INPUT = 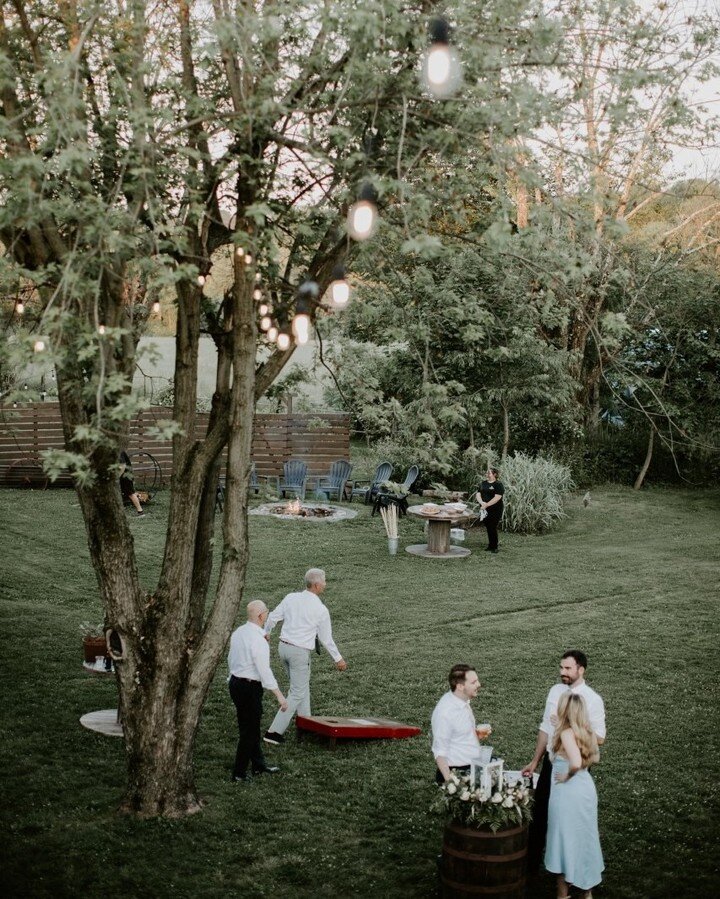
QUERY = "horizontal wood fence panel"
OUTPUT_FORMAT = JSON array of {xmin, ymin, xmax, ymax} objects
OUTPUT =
[{"xmin": 1, "ymin": 404, "xmax": 349, "ymax": 488}]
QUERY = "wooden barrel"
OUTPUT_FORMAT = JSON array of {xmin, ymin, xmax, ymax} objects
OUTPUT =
[
  {"xmin": 440, "ymin": 822, "xmax": 528, "ymax": 898},
  {"xmin": 82, "ymin": 636, "xmax": 109, "ymax": 663}
]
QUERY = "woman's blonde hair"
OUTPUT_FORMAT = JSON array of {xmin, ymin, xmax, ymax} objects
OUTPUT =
[{"xmin": 551, "ymin": 692, "xmax": 599, "ymax": 767}]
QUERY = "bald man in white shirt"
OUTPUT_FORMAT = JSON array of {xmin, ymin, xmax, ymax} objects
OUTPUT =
[
  {"xmin": 228, "ymin": 600, "xmax": 287, "ymax": 782},
  {"xmin": 522, "ymin": 649, "xmax": 606, "ymax": 875},
  {"xmin": 263, "ymin": 568, "xmax": 347, "ymax": 745}
]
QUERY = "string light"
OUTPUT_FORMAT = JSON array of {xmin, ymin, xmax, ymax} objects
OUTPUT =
[
  {"xmin": 16, "ymin": 301, "xmax": 24, "ymax": 315},
  {"xmin": 253, "ymin": 289, "xmax": 263, "ymax": 301},
  {"xmin": 259, "ymin": 303, "xmax": 269, "ymax": 317},
  {"xmin": 152, "ymin": 301, "xmax": 161, "ymax": 315},
  {"xmin": 255, "ymin": 272, "xmax": 261, "ymax": 282},
  {"xmin": 235, "ymin": 246, "xmax": 245, "ymax": 257},
  {"xmin": 421, "ymin": 17, "xmax": 462, "ymax": 98},
  {"xmin": 292, "ymin": 281, "xmax": 318, "ymax": 347},
  {"xmin": 260, "ymin": 316, "xmax": 272, "ymax": 331},
  {"xmin": 244, "ymin": 253, "xmax": 253, "ymax": 265},
  {"xmin": 347, "ymin": 183, "xmax": 378, "ymax": 241},
  {"xmin": 267, "ymin": 325, "xmax": 278, "ymax": 342},
  {"xmin": 197, "ymin": 275, "xmax": 206, "ymax": 286},
  {"xmin": 329, "ymin": 266, "xmax": 350, "ymax": 308},
  {"xmin": 277, "ymin": 331, "xmax": 291, "ymax": 351},
  {"xmin": 33, "ymin": 339, "xmax": 46, "ymax": 353},
  {"xmin": 98, "ymin": 324, "xmax": 106, "ymax": 335}
]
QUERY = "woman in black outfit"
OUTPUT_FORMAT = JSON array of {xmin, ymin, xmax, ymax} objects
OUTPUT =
[{"xmin": 475, "ymin": 467, "xmax": 504, "ymax": 552}]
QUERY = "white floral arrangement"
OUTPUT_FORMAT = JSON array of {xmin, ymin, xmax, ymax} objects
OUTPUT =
[{"xmin": 432, "ymin": 772, "xmax": 534, "ymax": 832}]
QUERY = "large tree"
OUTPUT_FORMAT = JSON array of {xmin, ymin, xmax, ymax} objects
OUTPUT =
[
  {"xmin": 0, "ymin": 0, "xmax": 558, "ymax": 816},
  {"xmin": 526, "ymin": 0, "xmax": 720, "ymax": 426}
]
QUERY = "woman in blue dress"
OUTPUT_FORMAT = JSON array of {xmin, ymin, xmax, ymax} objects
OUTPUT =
[{"xmin": 545, "ymin": 692, "xmax": 604, "ymax": 899}]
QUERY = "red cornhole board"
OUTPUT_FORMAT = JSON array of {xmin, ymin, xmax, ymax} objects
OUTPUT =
[{"xmin": 297, "ymin": 715, "xmax": 421, "ymax": 747}]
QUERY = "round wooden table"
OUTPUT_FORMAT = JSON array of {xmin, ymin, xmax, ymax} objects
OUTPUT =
[{"xmin": 406, "ymin": 507, "xmax": 475, "ymax": 558}]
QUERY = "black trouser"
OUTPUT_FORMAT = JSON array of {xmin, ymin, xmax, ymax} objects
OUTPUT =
[
  {"xmin": 526, "ymin": 752, "xmax": 552, "ymax": 876},
  {"xmin": 229, "ymin": 676, "xmax": 266, "ymax": 776},
  {"xmin": 484, "ymin": 510, "xmax": 502, "ymax": 550}
]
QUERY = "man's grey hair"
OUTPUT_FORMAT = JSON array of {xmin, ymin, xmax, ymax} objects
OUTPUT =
[
  {"xmin": 246, "ymin": 599, "xmax": 268, "ymax": 619},
  {"xmin": 304, "ymin": 568, "xmax": 326, "ymax": 588}
]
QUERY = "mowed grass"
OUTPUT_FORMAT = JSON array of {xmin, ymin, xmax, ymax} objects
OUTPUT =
[{"xmin": 0, "ymin": 486, "xmax": 719, "ymax": 899}]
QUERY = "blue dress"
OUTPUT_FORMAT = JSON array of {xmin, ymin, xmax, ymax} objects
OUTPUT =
[{"xmin": 545, "ymin": 756, "xmax": 604, "ymax": 890}]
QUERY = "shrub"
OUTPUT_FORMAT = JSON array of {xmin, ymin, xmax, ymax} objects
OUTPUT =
[{"xmin": 498, "ymin": 453, "xmax": 574, "ymax": 535}]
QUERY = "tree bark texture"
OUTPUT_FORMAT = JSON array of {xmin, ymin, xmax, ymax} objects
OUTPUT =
[{"xmin": 634, "ymin": 426, "xmax": 655, "ymax": 491}]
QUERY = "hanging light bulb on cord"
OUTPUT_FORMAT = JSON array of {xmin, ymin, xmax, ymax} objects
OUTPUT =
[
  {"xmin": 16, "ymin": 301, "xmax": 25, "ymax": 315},
  {"xmin": 329, "ymin": 266, "xmax": 350, "ymax": 308},
  {"xmin": 152, "ymin": 300, "xmax": 161, "ymax": 315},
  {"xmin": 292, "ymin": 280, "xmax": 318, "ymax": 346},
  {"xmin": 347, "ymin": 183, "xmax": 379, "ymax": 241},
  {"xmin": 421, "ymin": 17, "xmax": 462, "ymax": 98},
  {"xmin": 260, "ymin": 316, "xmax": 272, "ymax": 332},
  {"xmin": 277, "ymin": 331, "xmax": 291, "ymax": 351},
  {"xmin": 267, "ymin": 325, "xmax": 278, "ymax": 342}
]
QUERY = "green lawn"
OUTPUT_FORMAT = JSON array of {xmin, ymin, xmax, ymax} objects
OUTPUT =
[{"xmin": 1, "ymin": 487, "xmax": 719, "ymax": 898}]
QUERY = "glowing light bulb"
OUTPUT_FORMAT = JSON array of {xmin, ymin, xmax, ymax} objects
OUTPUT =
[
  {"xmin": 421, "ymin": 17, "xmax": 462, "ymax": 98},
  {"xmin": 331, "ymin": 279, "xmax": 350, "ymax": 308},
  {"xmin": 197, "ymin": 275, "xmax": 206, "ymax": 286},
  {"xmin": 235, "ymin": 246, "xmax": 244, "ymax": 257},
  {"xmin": 427, "ymin": 45, "xmax": 451, "ymax": 86},
  {"xmin": 348, "ymin": 202, "xmax": 376, "ymax": 240},
  {"xmin": 267, "ymin": 326, "xmax": 278, "ymax": 342},
  {"xmin": 292, "ymin": 313, "xmax": 310, "ymax": 346},
  {"xmin": 260, "ymin": 316, "xmax": 272, "ymax": 331},
  {"xmin": 253, "ymin": 289, "xmax": 262, "ymax": 301},
  {"xmin": 98, "ymin": 324, "xmax": 106, "ymax": 335},
  {"xmin": 347, "ymin": 183, "xmax": 378, "ymax": 241},
  {"xmin": 16, "ymin": 301, "xmax": 24, "ymax": 315},
  {"xmin": 33, "ymin": 339, "xmax": 46, "ymax": 353},
  {"xmin": 259, "ymin": 304, "xmax": 269, "ymax": 316},
  {"xmin": 277, "ymin": 332, "xmax": 291, "ymax": 351},
  {"xmin": 255, "ymin": 272, "xmax": 261, "ymax": 282},
  {"xmin": 244, "ymin": 253, "xmax": 253, "ymax": 265},
  {"xmin": 152, "ymin": 301, "xmax": 161, "ymax": 315}
]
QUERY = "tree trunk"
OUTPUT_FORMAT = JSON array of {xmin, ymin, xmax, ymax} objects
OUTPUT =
[
  {"xmin": 585, "ymin": 379, "xmax": 601, "ymax": 437},
  {"xmin": 634, "ymin": 426, "xmax": 655, "ymax": 490},
  {"xmin": 501, "ymin": 402, "xmax": 510, "ymax": 460}
]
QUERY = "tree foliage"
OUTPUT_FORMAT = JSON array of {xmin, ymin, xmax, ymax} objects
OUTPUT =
[{"xmin": 0, "ymin": 0, "xmax": 565, "ymax": 816}]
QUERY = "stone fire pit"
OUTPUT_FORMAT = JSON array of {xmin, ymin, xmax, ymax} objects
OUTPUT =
[{"xmin": 250, "ymin": 500, "xmax": 357, "ymax": 522}]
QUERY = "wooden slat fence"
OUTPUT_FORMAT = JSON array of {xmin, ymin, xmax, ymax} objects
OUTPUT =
[{"xmin": 0, "ymin": 403, "xmax": 349, "ymax": 487}]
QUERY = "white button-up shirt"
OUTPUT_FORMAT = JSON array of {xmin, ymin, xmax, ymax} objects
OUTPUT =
[
  {"xmin": 265, "ymin": 589, "xmax": 342, "ymax": 662},
  {"xmin": 228, "ymin": 621, "xmax": 278, "ymax": 690},
  {"xmin": 431, "ymin": 691, "xmax": 480, "ymax": 766},
  {"xmin": 540, "ymin": 681, "xmax": 606, "ymax": 741}
]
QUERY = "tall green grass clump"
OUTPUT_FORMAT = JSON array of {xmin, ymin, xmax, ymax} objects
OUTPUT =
[{"xmin": 500, "ymin": 452, "xmax": 574, "ymax": 534}]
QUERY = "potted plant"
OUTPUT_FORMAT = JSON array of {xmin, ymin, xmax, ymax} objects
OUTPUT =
[
  {"xmin": 432, "ymin": 772, "xmax": 534, "ymax": 898},
  {"xmin": 79, "ymin": 621, "xmax": 108, "ymax": 664}
]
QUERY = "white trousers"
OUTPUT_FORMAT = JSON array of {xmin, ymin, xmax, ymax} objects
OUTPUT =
[{"xmin": 268, "ymin": 641, "xmax": 312, "ymax": 734}]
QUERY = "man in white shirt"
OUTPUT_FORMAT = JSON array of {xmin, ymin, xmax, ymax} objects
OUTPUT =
[
  {"xmin": 228, "ymin": 600, "xmax": 287, "ymax": 782},
  {"xmin": 263, "ymin": 568, "xmax": 347, "ymax": 745},
  {"xmin": 522, "ymin": 649, "xmax": 606, "ymax": 875},
  {"xmin": 431, "ymin": 664, "xmax": 488, "ymax": 784}
]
